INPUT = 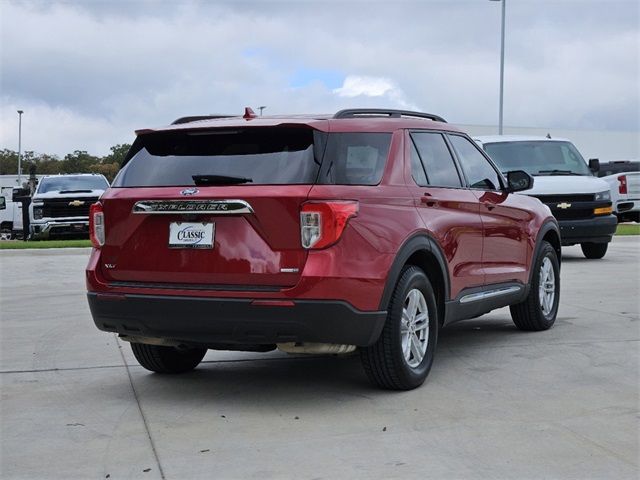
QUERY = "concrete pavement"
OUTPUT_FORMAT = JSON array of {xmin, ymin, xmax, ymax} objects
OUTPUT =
[{"xmin": 1, "ymin": 238, "xmax": 638, "ymax": 479}]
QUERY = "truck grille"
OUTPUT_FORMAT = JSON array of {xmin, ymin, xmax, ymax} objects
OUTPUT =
[
  {"xmin": 42, "ymin": 198, "xmax": 98, "ymax": 218},
  {"xmin": 532, "ymin": 194, "xmax": 596, "ymax": 222}
]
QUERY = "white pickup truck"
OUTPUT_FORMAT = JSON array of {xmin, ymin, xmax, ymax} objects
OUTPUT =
[
  {"xmin": 474, "ymin": 136, "xmax": 617, "ymax": 259},
  {"xmin": 598, "ymin": 161, "xmax": 639, "ymax": 223}
]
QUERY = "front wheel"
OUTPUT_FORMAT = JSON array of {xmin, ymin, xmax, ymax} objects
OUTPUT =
[
  {"xmin": 131, "ymin": 343, "xmax": 207, "ymax": 374},
  {"xmin": 580, "ymin": 242, "xmax": 608, "ymax": 259},
  {"xmin": 360, "ymin": 266, "xmax": 439, "ymax": 390},
  {"xmin": 510, "ymin": 241, "xmax": 560, "ymax": 331}
]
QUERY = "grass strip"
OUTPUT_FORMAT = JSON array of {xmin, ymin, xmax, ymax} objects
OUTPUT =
[
  {"xmin": 0, "ymin": 239, "xmax": 92, "ymax": 249},
  {"xmin": 616, "ymin": 223, "xmax": 640, "ymax": 236}
]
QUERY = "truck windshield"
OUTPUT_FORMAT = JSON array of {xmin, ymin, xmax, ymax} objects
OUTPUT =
[
  {"xmin": 38, "ymin": 176, "xmax": 109, "ymax": 193},
  {"xmin": 484, "ymin": 141, "xmax": 592, "ymax": 176}
]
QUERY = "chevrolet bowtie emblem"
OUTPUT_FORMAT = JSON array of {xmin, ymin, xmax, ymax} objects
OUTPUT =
[
  {"xmin": 557, "ymin": 202, "xmax": 572, "ymax": 209},
  {"xmin": 69, "ymin": 200, "xmax": 85, "ymax": 207}
]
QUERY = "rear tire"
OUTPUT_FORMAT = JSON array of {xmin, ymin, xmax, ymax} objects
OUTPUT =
[
  {"xmin": 510, "ymin": 241, "xmax": 560, "ymax": 331},
  {"xmin": 131, "ymin": 343, "xmax": 207, "ymax": 374},
  {"xmin": 360, "ymin": 266, "xmax": 439, "ymax": 390},
  {"xmin": 580, "ymin": 242, "xmax": 608, "ymax": 259}
]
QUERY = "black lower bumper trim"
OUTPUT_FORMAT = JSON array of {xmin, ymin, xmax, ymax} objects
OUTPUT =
[
  {"xmin": 559, "ymin": 215, "xmax": 617, "ymax": 245},
  {"xmin": 88, "ymin": 293, "xmax": 386, "ymax": 347}
]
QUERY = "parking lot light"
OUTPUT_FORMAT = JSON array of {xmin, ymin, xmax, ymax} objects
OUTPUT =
[
  {"xmin": 490, "ymin": 0, "xmax": 506, "ymax": 135},
  {"xmin": 17, "ymin": 110, "xmax": 24, "ymax": 184}
]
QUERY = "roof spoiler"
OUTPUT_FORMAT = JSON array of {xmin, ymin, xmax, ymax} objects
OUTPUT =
[
  {"xmin": 333, "ymin": 109, "xmax": 446, "ymax": 123},
  {"xmin": 171, "ymin": 115, "xmax": 235, "ymax": 125}
]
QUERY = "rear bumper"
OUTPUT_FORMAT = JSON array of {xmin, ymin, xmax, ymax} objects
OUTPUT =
[
  {"xmin": 615, "ymin": 200, "xmax": 640, "ymax": 221},
  {"xmin": 559, "ymin": 215, "xmax": 617, "ymax": 245},
  {"xmin": 87, "ymin": 292, "xmax": 386, "ymax": 347}
]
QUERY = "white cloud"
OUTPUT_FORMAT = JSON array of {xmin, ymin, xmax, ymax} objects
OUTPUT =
[
  {"xmin": 333, "ymin": 75, "xmax": 418, "ymax": 110},
  {"xmin": 0, "ymin": 0, "xmax": 637, "ymax": 156},
  {"xmin": 334, "ymin": 76, "xmax": 396, "ymax": 98}
]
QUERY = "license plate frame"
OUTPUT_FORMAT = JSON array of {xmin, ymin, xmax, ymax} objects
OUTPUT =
[{"xmin": 168, "ymin": 222, "xmax": 215, "ymax": 249}]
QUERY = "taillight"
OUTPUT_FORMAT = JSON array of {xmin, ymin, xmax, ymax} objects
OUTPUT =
[
  {"xmin": 300, "ymin": 201, "xmax": 358, "ymax": 249},
  {"xmin": 89, "ymin": 202, "xmax": 105, "ymax": 248},
  {"xmin": 619, "ymin": 175, "xmax": 628, "ymax": 194}
]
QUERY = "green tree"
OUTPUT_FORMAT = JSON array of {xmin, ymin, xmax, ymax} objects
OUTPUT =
[
  {"xmin": 102, "ymin": 144, "xmax": 131, "ymax": 166},
  {"xmin": 0, "ymin": 143, "xmax": 130, "ymax": 182},
  {"xmin": 0, "ymin": 149, "xmax": 18, "ymax": 175},
  {"xmin": 61, "ymin": 151, "xmax": 99, "ymax": 174}
]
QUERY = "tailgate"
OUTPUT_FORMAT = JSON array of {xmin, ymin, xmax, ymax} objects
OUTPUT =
[{"xmin": 99, "ymin": 186, "xmax": 311, "ymax": 288}]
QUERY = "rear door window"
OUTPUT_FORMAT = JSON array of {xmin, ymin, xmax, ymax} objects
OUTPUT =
[{"xmin": 410, "ymin": 132, "xmax": 462, "ymax": 188}]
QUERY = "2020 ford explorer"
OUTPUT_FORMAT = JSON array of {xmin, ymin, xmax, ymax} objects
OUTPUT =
[{"xmin": 87, "ymin": 108, "xmax": 561, "ymax": 390}]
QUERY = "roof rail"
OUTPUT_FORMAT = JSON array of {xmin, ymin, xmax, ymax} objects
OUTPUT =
[
  {"xmin": 333, "ymin": 109, "xmax": 447, "ymax": 123},
  {"xmin": 171, "ymin": 115, "xmax": 235, "ymax": 125}
]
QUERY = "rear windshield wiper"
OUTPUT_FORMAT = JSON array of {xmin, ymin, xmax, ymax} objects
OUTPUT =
[
  {"xmin": 59, "ymin": 189, "xmax": 94, "ymax": 193},
  {"xmin": 534, "ymin": 170, "xmax": 582, "ymax": 176},
  {"xmin": 192, "ymin": 175, "xmax": 253, "ymax": 185}
]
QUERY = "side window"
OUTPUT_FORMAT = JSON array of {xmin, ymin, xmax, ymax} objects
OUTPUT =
[
  {"xmin": 410, "ymin": 141, "xmax": 428, "ymax": 186},
  {"xmin": 319, "ymin": 133, "xmax": 391, "ymax": 186},
  {"xmin": 449, "ymin": 135, "xmax": 502, "ymax": 190},
  {"xmin": 411, "ymin": 132, "xmax": 462, "ymax": 188}
]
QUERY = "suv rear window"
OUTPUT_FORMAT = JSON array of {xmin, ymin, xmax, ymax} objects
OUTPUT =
[
  {"xmin": 114, "ymin": 127, "xmax": 321, "ymax": 187},
  {"xmin": 113, "ymin": 128, "xmax": 391, "ymax": 187}
]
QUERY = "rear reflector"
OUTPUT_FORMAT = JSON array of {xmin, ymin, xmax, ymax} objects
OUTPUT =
[
  {"xmin": 300, "ymin": 201, "xmax": 358, "ymax": 249},
  {"xmin": 250, "ymin": 300, "xmax": 295, "ymax": 307},
  {"xmin": 89, "ymin": 202, "xmax": 105, "ymax": 248},
  {"xmin": 619, "ymin": 175, "xmax": 628, "ymax": 194}
]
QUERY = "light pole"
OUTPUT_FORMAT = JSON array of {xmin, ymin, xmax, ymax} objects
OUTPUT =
[
  {"xmin": 258, "ymin": 106, "xmax": 266, "ymax": 116},
  {"xmin": 17, "ymin": 110, "xmax": 23, "ymax": 184},
  {"xmin": 490, "ymin": 0, "xmax": 506, "ymax": 135}
]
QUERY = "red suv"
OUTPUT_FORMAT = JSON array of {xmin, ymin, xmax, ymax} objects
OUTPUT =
[{"xmin": 87, "ymin": 108, "xmax": 561, "ymax": 390}]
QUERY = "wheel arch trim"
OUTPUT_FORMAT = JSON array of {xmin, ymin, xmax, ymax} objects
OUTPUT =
[
  {"xmin": 530, "ymin": 219, "xmax": 561, "ymax": 285},
  {"xmin": 378, "ymin": 232, "xmax": 450, "ymax": 311}
]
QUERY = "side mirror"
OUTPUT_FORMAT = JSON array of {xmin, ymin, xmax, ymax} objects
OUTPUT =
[
  {"xmin": 506, "ymin": 170, "xmax": 533, "ymax": 193},
  {"xmin": 589, "ymin": 158, "xmax": 600, "ymax": 173},
  {"xmin": 12, "ymin": 187, "xmax": 30, "ymax": 202},
  {"xmin": 0, "ymin": 196, "xmax": 5, "ymax": 210}
]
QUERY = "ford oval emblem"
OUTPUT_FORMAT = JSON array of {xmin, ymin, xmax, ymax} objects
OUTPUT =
[{"xmin": 180, "ymin": 187, "xmax": 199, "ymax": 196}]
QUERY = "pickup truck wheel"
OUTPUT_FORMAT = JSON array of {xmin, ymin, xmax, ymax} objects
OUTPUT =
[
  {"xmin": 580, "ymin": 242, "xmax": 608, "ymax": 259},
  {"xmin": 360, "ymin": 266, "xmax": 438, "ymax": 390},
  {"xmin": 510, "ymin": 241, "xmax": 560, "ymax": 331},
  {"xmin": 131, "ymin": 343, "xmax": 207, "ymax": 374}
]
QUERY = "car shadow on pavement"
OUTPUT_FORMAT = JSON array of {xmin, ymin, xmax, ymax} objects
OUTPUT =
[{"xmin": 117, "ymin": 315, "xmax": 563, "ymax": 408}]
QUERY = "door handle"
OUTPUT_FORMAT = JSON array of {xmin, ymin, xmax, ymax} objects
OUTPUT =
[
  {"xmin": 483, "ymin": 202, "xmax": 496, "ymax": 211},
  {"xmin": 421, "ymin": 195, "xmax": 438, "ymax": 207}
]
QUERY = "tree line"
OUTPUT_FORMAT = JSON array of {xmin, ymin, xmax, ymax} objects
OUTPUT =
[{"xmin": 0, "ymin": 144, "xmax": 131, "ymax": 183}]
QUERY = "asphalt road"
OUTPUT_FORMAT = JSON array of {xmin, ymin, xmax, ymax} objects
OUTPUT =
[{"xmin": 1, "ymin": 238, "xmax": 638, "ymax": 479}]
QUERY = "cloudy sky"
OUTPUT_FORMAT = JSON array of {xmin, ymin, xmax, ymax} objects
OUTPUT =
[{"xmin": 1, "ymin": 0, "xmax": 638, "ymax": 157}]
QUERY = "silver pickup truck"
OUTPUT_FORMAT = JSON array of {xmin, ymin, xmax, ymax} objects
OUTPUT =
[{"xmin": 599, "ymin": 161, "xmax": 639, "ymax": 223}]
